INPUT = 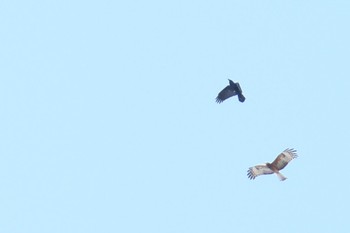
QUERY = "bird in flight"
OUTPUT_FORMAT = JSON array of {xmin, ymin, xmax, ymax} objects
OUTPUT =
[
  {"xmin": 247, "ymin": 148, "xmax": 298, "ymax": 181},
  {"xmin": 216, "ymin": 79, "xmax": 245, "ymax": 103}
]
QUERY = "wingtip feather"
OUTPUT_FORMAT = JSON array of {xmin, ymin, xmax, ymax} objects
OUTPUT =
[
  {"xmin": 215, "ymin": 97, "xmax": 223, "ymax": 103},
  {"xmin": 284, "ymin": 148, "xmax": 298, "ymax": 159}
]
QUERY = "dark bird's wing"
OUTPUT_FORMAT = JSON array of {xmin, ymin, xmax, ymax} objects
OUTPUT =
[
  {"xmin": 216, "ymin": 86, "xmax": 236, "ymax": 103},
  {"xmin": 235, "ymin": 82, "xmax": 243, "ymax": 93}
]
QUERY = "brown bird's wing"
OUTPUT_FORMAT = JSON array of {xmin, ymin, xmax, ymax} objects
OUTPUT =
[
  {"xmin": 216, "ymin": 86, "xmax": 237, "ymax": 103},
  {"xmin": 247, "ymin": 164, "xmax": 274, "ymax": 180},
  {"xmin": 271, "ymin": 148, "xmax": 298, "ymax": 170}
]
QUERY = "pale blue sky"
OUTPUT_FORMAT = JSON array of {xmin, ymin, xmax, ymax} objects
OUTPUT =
[{"xmin": 1, "ymin": 1, "xmax": 350, "ymax": 232}]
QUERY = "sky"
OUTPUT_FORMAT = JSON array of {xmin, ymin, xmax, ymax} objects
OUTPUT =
[{"xmin": 1, "ymin": 1, "xmax": 350, "ymax": 232}]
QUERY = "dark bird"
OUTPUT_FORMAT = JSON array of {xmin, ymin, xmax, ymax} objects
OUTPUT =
[
  {"xmin": 247, "ymin": 148, "xmax": 298, "ymax": 181},
  {"xmin": 216, "ymin": 79, "xmax": 245, "ymax": 103}
]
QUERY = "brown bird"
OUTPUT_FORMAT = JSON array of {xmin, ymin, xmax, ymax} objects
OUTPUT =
[
  {"xmin": 216, "ymin": 79, "xmax": 245, "ymax": 103},
  {"xmin": 247, "ymin": 148, "xmax": 298, "ymax": 181}
]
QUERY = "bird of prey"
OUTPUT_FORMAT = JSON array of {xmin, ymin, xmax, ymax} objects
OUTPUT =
[
  {"xmin": 216, "ymin": 79, "xmax": 245, "ymax": 103},
  {"xmin": 247, "ymin": 148, "xmax": 298, "ymax": 181}
]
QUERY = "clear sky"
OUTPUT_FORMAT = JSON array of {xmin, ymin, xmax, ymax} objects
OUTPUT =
[{"xmin": 1, "ymin": 1, "xmax": 350, "ymax": 232}]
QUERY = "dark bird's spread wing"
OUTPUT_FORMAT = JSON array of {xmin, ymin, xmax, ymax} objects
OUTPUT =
[
  {"xmin": 271, "ymin": 148, "xmax": 298, "ymax": 170},
  {"xmin": 216, "ymin": 86, "xmax": 237, "ymax": 103}
]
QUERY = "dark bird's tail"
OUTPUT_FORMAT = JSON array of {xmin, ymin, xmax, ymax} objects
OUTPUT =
[{"xmin": 238, "ymin": 93, "xmax": 245, "ymax": 102}]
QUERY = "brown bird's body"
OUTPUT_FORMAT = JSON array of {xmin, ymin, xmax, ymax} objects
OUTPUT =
[{"xmin": 265, "ymin": 162, "xmax": 287, "ymax": 181}]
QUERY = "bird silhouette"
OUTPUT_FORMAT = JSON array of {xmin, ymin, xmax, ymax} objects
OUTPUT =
[{"xmin": 216, "ymin": 79, "xmax": 245, "ymax": 103}]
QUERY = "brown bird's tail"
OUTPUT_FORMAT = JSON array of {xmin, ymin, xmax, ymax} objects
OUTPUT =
[{"xmin": 276, "ymin": 172, "xmax": 287, "ymax": 181}]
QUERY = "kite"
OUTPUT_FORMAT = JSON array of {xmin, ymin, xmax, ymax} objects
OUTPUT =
[{"xmin": 247, "ymin": 148, "xmax": 298, "ymax": 181}]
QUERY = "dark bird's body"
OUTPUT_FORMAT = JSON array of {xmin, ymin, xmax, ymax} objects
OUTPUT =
[{"xmin": 216, "ymin": 79, "xmax": 245, "ymax": 103}]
